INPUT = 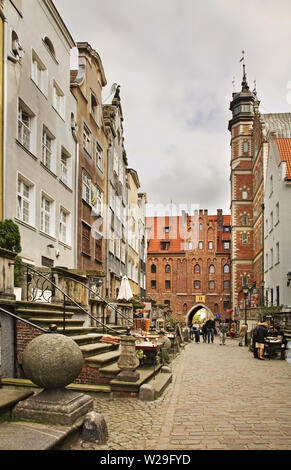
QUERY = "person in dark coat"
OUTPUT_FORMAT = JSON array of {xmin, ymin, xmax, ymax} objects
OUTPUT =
[
  {"xmin": 256, "ymin": 322, "xmax": 269, "ymax": 360},
  {"xmin": 252, "ymin": 324, "xmax": 260, "ymax": 358},
  {"xmin": 205, "ymin": 318, "xmax": 215, "ymax": 344}
]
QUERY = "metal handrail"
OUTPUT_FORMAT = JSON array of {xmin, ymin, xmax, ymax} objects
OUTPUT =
[
  {"xmin": 15, "ymin": 264, "xmax": 120, "ymax": 336},
  {"xmin": 63, "ymin": 275, "xmax": 134, "ymax": 326},
  {"xmin": 0, "ymin": 305, "xmax": 49, "ymax": 334}
]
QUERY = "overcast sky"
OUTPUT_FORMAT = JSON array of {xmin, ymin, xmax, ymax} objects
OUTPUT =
[{"xmin": 54, "ymin": 0, "xmax": 291, "ymax": 216}]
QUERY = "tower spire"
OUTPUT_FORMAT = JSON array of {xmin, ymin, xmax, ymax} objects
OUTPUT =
[{"xmin": 240, "ymin": 50, "xmax": 249, "ymax": 91}]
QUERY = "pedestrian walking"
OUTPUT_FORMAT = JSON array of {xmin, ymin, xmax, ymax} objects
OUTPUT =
[
  {"xmin": 205, "ymin": 318, "xmax": 215, "ymax": 344},
  {"xmin": 219, "ymin": 322, "xmax": 228, "ymax": 345},
  {"xmin": 202, "ymin": 322, "xmax": 207, "ymax": 343},
  {"xmin": 252, "ymin": 323, "xmax": 260, "ymax": 358},
  {"xmin": 193, "ymin": 322, "xmax": 200, "ymax": 343}
]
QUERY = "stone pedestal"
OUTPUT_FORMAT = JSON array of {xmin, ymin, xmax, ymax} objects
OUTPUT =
[
  {"xmin": 14, "ymin": 333, "xmax": 93, "ymax": 425},
  {"xmin": 15, "ymin": 388, "xmax": 93, "ymax": 426},
  {"xmin": 116, "ymin": 336, "xmax": 140, "ymax": 382}
]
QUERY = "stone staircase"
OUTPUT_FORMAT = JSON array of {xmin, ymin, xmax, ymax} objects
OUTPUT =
[{"xmin": 13, "ymin": 300, "xmax": 173, "ymax": 397}]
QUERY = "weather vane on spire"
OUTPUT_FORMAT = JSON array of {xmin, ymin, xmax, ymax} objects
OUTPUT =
[{"xmin": 240, "ymin": 50, "xmax": 249, "ymax": 90}]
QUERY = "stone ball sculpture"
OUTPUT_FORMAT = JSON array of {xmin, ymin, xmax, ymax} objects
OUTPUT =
[{"xmin": 22, "ymin": 333, "xmax": 84, "ymax": 389}]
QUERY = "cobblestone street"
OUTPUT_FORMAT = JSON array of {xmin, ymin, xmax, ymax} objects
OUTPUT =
[{"xmin": 70, "ymin": 337, "xmax": 291, "ymax": 451}]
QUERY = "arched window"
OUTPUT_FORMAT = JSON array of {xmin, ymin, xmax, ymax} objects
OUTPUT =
[
  {"xmin": 194, "ymin": 280, "xmax": 200, "ymax": 290},
  {"xmin": 224, "ymin": 264, "xmax": 230, "ymax": 274},
  {"xmin": 44, "ymin": 36, "xmax": 56, "ymax": 58},
  {"xmin": 209, "ymin": 264, "xmax": 215, "ymax": 274},
  {"xmin": 151, "ymin": 264, "xmax": 156, "ymax": 273},
  {"xmin": 194, "ymin": 264, "xmax": 200, "ymax": 274},
  {"xmin": 165, "ymin": 264, "xmax": 171, "ymax": 273}
]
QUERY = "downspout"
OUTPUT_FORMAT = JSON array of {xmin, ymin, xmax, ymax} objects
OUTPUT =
[
  {"xmin": 2, "ymin": 13, "xmax": 7, "ymax": 219},
  {"xmin": 72, "ymin": 127, "xmax": 79, "ymax": 269}
]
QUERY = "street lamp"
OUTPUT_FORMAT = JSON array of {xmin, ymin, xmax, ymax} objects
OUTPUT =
[{"xmin": 242, "ymin": 287, "xmax": 249, "ymax": 346}]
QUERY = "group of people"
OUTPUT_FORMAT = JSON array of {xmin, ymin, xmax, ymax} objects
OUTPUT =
[
  {"xmin": 189, "ymin": 319, "xmax": 217, "ymax": 344},
  {"xmin": 252, "ymin": 321, "xmax": 287, "ymax": 360}
]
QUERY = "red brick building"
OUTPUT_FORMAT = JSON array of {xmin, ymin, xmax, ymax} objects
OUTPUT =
[{"xmin": 146, "ymin": 210, "xmax": 231, "ymax": 325}]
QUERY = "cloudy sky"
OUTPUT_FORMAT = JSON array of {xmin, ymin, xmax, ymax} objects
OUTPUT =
[{"xmin": 54, "ymin": 0, "xmax": 291, "ymax": 216}]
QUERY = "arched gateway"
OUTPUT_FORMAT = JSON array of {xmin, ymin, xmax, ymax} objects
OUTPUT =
[{"xmin": 185, "ymin": 304, "xmax": 214, "ymax": 326}]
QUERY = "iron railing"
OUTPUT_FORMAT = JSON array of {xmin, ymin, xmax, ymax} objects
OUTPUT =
[
  {"xmin": 0, "ymin": 305, "xmax": 49, "ymax": 334},
  {"xmin": 11, "ymin": 264, "xmax": 121, "ymax": 336}
]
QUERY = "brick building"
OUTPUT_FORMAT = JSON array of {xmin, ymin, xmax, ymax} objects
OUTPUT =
[
  {"xmin": 146, "ymin": 209, "xmax": 231, "ymax": 325},
  {"xmin": 70, "ymin": 42, "xmax": 108, "ymax": 293},
  {"xmin": 229, "ymin": 62, "xmax": 291, "ymax": 316}
]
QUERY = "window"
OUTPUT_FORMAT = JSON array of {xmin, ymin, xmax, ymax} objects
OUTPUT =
[
  {"xmin": 242, "ymin": 234, "xmax": 248, "ymax": 244},
  {"xmin": 242, "ymin": 191, "xmax": 248, "ymax": 200},
  {"xmin": 53, "ymin": 82, "xmax": 65, "ymax": 118},
  {"xmin": 42, "ymin": 128, "xmax": 55, "ymax": 172},
  {"xmin": 223, "ymin": 226, "xmax": 230, "ymax": 232},
  {"xmin": 199, "ymin": 241, "xmax": 203, "ymax": 250},
  {"xmin": 164, "ymin": 226, "xmax": 170, "ymax": 233},
  {"xmin": 270, "ymin": 212, "xmax": 273, "ymax": 232},
  {"xmin": 31, "ymin": 50, "xmax": 47, "ymax": 95},
  {"xmin": 276, "ymin": 242, "xmax": 279, "ymax": 264},
  {"xmin": 209, "ymin": 264, "xmax": 215, "ymax": 274},
  {"xmin": 270, "ymin": 175, "xmax": 273, "ymax": 195},
  {"xmin": 224, "ymin": 280, "xmax": 230, "ymax": 290},
  {"xmin": 194, "ymin": 264, "xmax": 200, "ymax": 274},
  {"xmin": 209, "ymin": 281, "xmax": 215, "ymax": 290},
  {"xmin": 151, "ymin": 264, "xmax": 156, "ymax": 273},
  {"xmin": 194, "ymin": 280, "xmax": 200, "ymax": 290},
  {"xmin": 276, "ymin": 286, "xmax": 280, "ymax": 307},
  {"xmin": 82, "ymin": 170, "xmax": 92, "ymax": 205},
  {"xmin": 82, "ymin": 223, "xmax": 91, "ymax": 256},
  {"xmin": 243, "ymin": 141, "xmax": 249, "ymax": 153},
  {"xmin": 270, "ymin": 248, "xmax": 273, "ymax": 268},
  {"xmin": 208, "ymin": 241, "xmax": 213, "ymax": 250},
  {"xmin": 18, "ymin": 101, "xmax": 34, "ymax": 152},
  {"xmin": 95, "ymin": 141, "xmax": 104, "ymax": 172},
  {"xmin": 165, "ymin": 264, "xmax": 171, "ymax": 273},
  {"xmin": 60, "ymin": 208, "xmax": 71, "ymax": 245},
  {"xmin": 199, "ymin": 223, "xmax": 203, "ymax": 231},
  {"xmin": 188, "ymin": 242, "xmax": 193, "ymax": 250},
  {"xmin": 265, "ymin": 253, "xmax": 268, "ymax": 271},
  {"xmin": 83, "ymin": 122, "xmax": 92, "ymax": 156},
  {"xmin": 165, "ymin": 300, "xmax": 170, "ymax": 307},
  {"xmin": 17, "ymin": 176, "xmax": 34, "ymax": 226},
  {"xmin": 60, "ymin": 149, "xmax": 71, "ymax": 187},
  {"xmin": 224, "ymin": 264, "xmax": 230, "ymax": 274},
  {"xmin": 41, "ymin": 194, "xmax": 54, "ymax": 236},
  {"xmin": 165, "ymin": 280, "xmax": 171, "ymax": 289},
  {"xmin": 90, "ymin": 92, "xmax": 99, "ymax": 124},
  {"xmin": 242, "ymin": 215, "xmax": 248, "ymax": 226},
  {"xmin": 151, "ymin": 280, "xmax": 156, "ymax": 289},
  {"xmin": 242, "ymin": 277, "xmax": 248, "ymax": 288},
  {"xmin": 91, "ymin": 186, "xmax": 103, "ymax": 217},
  {"xmin": 275, "ymin": 202, "xmax": 279, "ymax": 224},
  {"xmin": 161, "ymin": 241, "xmax": 170, "ymax": 251},
  {"xmin": 223, "ymin": 241, "xmax": 230, "ymax": 250},
  {"xmin": 43, "ymin": 36, "xmax": 55, "ymax": 58}
]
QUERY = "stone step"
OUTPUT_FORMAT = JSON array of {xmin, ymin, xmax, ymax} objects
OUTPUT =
[
  {"xmin": 58, "ymin": 327, "xmax": 100, "ymax": 336},
  {"xmin": 79, "ymin": 342, "xmax": 115, "ymax": 358},
  {"xmin": 110, "ymin": 364, "xmax": 162, "ymax": 394},
  {"xmin": 85, "ymin": 349, "xmax": 121, "ymax": 368},
  {"xmin": 68, "ymin": 383, "xmax": 111, "ymax": 394},
  {"xmin": 0, "ymin": 389, "xmax": 34, "ymax": 422},
  {"xmin": 99, "ymin": 362, "xmax": 121, "ymax": 379},
  {"xmin": 16, "ymin": 301, "xmax": 83, "ymax": 313},
  {"xmin": 16, "ymin": 308, "xmax": 75, "ymax": 319},
  {"xmin": 146, "ymin": 371, "xmax": 172, "ymax": 399},
  {"xmin": 28, "ymin": 317, "xmax": 85, "ymax": 328},
  {"xmin": 70, "ymin": 334, "xmax": 103, "ymax": 345}
]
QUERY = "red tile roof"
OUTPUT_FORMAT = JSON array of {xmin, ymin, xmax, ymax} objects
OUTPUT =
[{"xmin": 276, "ymin": 138, "xmax": 291, "ymax": 179}]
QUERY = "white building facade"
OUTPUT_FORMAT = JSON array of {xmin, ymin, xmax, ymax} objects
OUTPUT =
[
  {"xmin": 264, "ymin": 134, "xmax": 291, "ymax": 310},
  {"xmin": 4, "ymin": 0, "xmax": 77, "ymax": 268}
]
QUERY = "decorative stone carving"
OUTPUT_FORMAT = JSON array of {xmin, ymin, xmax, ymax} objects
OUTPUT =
[{"xmin": 116, "ymin": 336, "xmax": 140, "ymax": 382}]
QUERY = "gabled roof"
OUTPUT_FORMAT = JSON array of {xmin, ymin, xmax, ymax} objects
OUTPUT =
[{"xmin": 275, "ymin": 138, "xmax": 291, "ymax": 180}]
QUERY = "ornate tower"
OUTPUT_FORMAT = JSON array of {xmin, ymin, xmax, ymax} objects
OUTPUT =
[{"xmin": 228, "ymin": 62, "xmax": 257, "ymax": 312}]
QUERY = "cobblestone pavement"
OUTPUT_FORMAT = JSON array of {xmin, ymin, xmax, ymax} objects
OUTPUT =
[{"xmin": 71, "ymin": 338, "xmax": 291, "ymax": 450}]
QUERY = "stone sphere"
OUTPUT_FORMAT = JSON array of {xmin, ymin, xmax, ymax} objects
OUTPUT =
[{"xmin": 22, "ymin": 334, "xmax": 84, "ymax": 389}]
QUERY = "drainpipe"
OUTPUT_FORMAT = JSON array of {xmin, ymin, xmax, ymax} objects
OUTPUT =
[
  {"xmin": 2, "ymin": 13, "xmax": 7, "ymax": 219},
  {"xmin": 72, "ymin": 128, "xmax": 79, "ymax": 269}
]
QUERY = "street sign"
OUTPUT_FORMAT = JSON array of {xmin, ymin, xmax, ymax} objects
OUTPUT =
[{"xmin": 196, "ymin": 295, "xmax": 205, "ymax": 303}]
